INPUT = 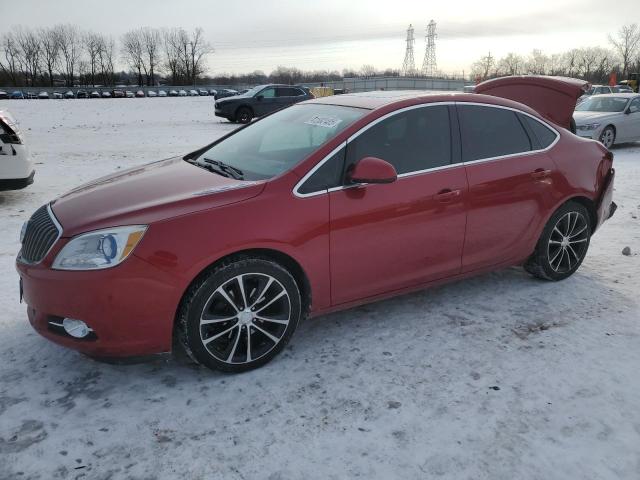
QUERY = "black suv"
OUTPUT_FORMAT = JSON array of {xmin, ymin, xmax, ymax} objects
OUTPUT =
[{"xmin": 214, "ymin": 84, "xmax": 314, "ymax": 123}]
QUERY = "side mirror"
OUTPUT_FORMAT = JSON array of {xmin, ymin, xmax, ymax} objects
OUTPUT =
[
  {"xmin": 348, "ymin": 157, "xmax": 397, "ymax": 185},
  {"xmin": 256, "ymin": 95, "xmax": 264, "ymax": 101}
]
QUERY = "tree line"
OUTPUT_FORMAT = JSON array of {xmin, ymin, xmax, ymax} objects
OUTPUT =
[
  {"xmin": 0, "ymin": 25, "xmax": 212, "ymax": 88},
  {"xmin": 470, "ymin": 24, "xmax": 640, "ymax": 84}
]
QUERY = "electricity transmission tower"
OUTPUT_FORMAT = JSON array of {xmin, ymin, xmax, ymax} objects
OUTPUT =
[
  {"xmin": 401, "ymin": 24, "xmax": 416, "ymax": 76},
  {"xmin": 421, "ymin": 20, "xmax": 437, "ymax": 77}
]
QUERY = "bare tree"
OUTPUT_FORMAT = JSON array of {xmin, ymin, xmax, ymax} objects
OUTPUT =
[
  {"xmin": 0, "ymin": 31, "xmax": 22, "ymax": 86},
  {"xmin": 141, "ymin": 28, "xmax": 161, "ymax": 85},
  {"xmin": 122, "ymin": 29, "xmax": 146, "ymax": 86},
  {"xmin": 39, "ymin": 26, "xmax": 61, "ymax": 86},
  {"xmin": 97, "ymin": 35, "xmax": 115, "ymax": 86},
  {"xmin": 162, "ymin": 28, "xmax": 185, "ymax": 84},
  {"xmin": 15, "ymin": 27, "xmax": 41, "ymax": 86},
  {"xmin": 58, "ymin": 24, "xmax": 81, "ymax": 87},
  {"xmin": 497, "ymin": 52, "xmax": 524, "ymax": 75},
  {"xmin": 84, "ymin": 31, "xmax": 102, "ymax": 86},
  {"xmin": 609, "ymin": 24, "xmax": 640, "ymax": 77},
  {"xmin": 525, "ymin": 49, "xmax": 549, "ymax": 75}
]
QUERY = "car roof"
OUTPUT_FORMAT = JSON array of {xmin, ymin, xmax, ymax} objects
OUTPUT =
[
  {"xmin": 589, "ymin": 93, "xmax": 639, "ymax": 98},
  {"xmin": 309, "ymin": 90, "xmax": 459, "ymax": 110}
]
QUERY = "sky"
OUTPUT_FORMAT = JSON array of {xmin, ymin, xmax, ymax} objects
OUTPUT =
[{"xmin": 0, "ymin": 0, "xmax": 636, "ymax": 75}]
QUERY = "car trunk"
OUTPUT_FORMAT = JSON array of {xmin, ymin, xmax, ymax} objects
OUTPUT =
[{"xmin": 474, "ymin": 76, "xmax": 590, "ymax": 130}]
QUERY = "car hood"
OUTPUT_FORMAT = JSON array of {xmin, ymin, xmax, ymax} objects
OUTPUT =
[
  {"xmin": 573, "ymin": 111, "xmax": 620, "ymax": 124},
  {"xmin": 51, "ymin": 157, "xmax": 266, "ymax": 237}
]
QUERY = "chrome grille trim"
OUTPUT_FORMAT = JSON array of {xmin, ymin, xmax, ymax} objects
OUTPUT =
[{"xmin": 18, "ymin": 204, "xmax": 62, "ymax": 265}]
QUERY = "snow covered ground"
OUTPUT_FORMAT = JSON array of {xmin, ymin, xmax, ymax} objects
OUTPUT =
[{"xmin": 0, "ymin": 96, "xmax": 639, "ymax": 480}]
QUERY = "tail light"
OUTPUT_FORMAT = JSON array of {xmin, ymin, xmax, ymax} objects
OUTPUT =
[
  {"xmin": 0, "ymin": 113, "xmax": 22, "ymax": 144},
  {"xmin": 604, "ymin": 150, "xmax": 614, "ymax": 162}
]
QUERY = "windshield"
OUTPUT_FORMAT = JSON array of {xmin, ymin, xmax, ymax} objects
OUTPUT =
[
  {"xmin": 575, "ymin": 97, "xmax": 628, "ymax": 112},
  {"xmin": 193, "ymin": 104, "xmax": 364, "ymax": 180},
  {"xmin": 239, "ymin": 86, "xmax": 264, "ymax": 97}
]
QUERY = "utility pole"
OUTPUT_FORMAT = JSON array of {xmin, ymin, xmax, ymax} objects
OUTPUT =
[
  {"xmin": 401, "ymin": 24, "xmax": 416, "ymax": 77},
  {"xmin": 421, "ymin": 20, "xmax": 437, "ymax": 77}
]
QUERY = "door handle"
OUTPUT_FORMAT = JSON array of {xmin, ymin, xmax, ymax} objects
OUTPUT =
[
  {"xmin": 434, "ymin": 189, "xmax": 461, "ymax": 203},
  {"xmin": 531, "ymin": 168, "xmax": 552, "ymax": 180}
]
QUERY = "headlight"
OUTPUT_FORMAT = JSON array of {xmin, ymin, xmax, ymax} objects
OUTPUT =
[
  {"xmin": 52, "ymin": 225, "xmax": 147, "ymax": 271},
  {"xmin": 577, "ymin": 123, "xmax": 601, "ymax": 131},
  {"xmin": 20, "ymin": 221, "xmax": 28, "ymax": 243}
]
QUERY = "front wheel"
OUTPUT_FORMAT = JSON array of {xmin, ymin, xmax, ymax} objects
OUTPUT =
[
  {"xmin": 178, "ymin": 258, "xmax": 302, "ymax": 373},
  {"xmin": 525, "ymin": 201, "xmax": 592, "ymax": 281},
  {"xmin": 599, "ymin": 126, "xmax": 615, "ymax": 148},
  {"xmin": 236, "ymin": 107, "xmax": 253, "ymax": 124}
]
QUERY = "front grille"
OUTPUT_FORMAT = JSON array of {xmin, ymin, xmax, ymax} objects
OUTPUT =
[{"xmin": 19, "ymin": 205, "xmax": 62, "ymax": 264}]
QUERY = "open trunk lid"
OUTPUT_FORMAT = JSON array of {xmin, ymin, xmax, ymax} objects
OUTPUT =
[{"xmin": 474, "ymin": 76, "xmax": 590, "ymax": 130}]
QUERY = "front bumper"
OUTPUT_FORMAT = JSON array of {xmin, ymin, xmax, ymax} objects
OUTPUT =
[{"xmin": 16, "ymin": 251, "xmax": 182, "ymax": 358}]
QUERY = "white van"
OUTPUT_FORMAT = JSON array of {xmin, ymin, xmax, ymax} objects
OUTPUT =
[{"xmin": 0, "ymin": 110, "xmax": 34, "ymax": 191}]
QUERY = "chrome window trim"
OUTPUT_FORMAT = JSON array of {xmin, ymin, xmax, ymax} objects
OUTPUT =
[
  {"xmin": 292, "ymin": 101, "xmax": 560, "ymax": 198},
  {"xmin": 17, "ymin": 203, "xmax": 63, "ymax": 265}
]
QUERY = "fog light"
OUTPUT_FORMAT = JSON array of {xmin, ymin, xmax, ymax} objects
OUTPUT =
[{"xmin": 62, "ymin": 318, "xmax": 92, "ymax": 338}]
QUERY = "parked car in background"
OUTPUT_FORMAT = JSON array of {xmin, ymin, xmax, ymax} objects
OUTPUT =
[
  {"xmin": 64, "ymin": 90, "xmax": 75, "ymax": 99},
  {"xmin": 125, "ymin": 91, "xmax": 135, "ymax": 98},
  {"xmin": 208, "ymin": 89, "xmax": 217, "ymax": 96},
  {"xmin": 10, "ymin": 91, "xmax": 24, "ymax": 99},
  {"xmin": 76, "ymin": 90, "xmax": 88, "ymax": 99},
  {"xmin": 213, "ymin": 88, "xmax": 238, "ymax": 100},
  {"xmin": 617, "ymin": 84, "xmax": 634, "ymax": 93},
  {"xmin": 199, "ymin": 89, "xmax": 209, "ymax": 96},
  {"xmin": 112, "ymin": 89, "xmax": 125, "ymax": 98},
  {"xmin": 15, "ymin": 76, "xmax": 616, "ymax": 373},
  {"xmin": 38, "ymin": 92, "xmax": 49, "ymax": 99},
  {"xmin": 178, "ymin": 89, "xmax": 188, "ymax": 97},
  {"xmin": 148, "ymin": 90, "xmax": 157, "ymax": 97},
  {"xmin": 574, "ymin": 93, "xmax": 640, "ymax": 148},
  {"xmin": 0, "ymin": 110, "xmax": 34, "ymax": 191},
  {"xmin": 158, "ymin": 90, "xmax": 167, "ymax": 97},
  {"xmin": 90, "ymin": 91, "xmax": 100, "ymax": 98},
  {"xmin": 0, "ymin": 90, "xmax": 8, "ymax": 99},
  {"xmin": 189, "ymin": 89, "xmax": 199, "ymax": 96},
  {"xmin": 101, "ymin": 91, "xmax": 112, "ymax": 98},
  {"xmin": 135, "ymin": 90, "xmax": 145, "ymax": 98},
  {"xmin": 578, "ymin": 85, "xmax": 617, "ymax": 104},
  {"xmin": 53, "ymin": 92, "xmax": 63, "ymax": 99},
  {"xmin": 25, "ymin": 92, "xmax": 38, "ymax": 99},
  {"xmin": 214, "ymin": 84, "xmax": 314, "ymax": 123},
  {"xmin": 169, "ymin": 90, "xmax": 179, "ymax": 97}
]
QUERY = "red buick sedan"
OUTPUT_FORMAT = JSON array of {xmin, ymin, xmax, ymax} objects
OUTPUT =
[{"xmin": 17, "ymin": 76, "xmax": 616, "ymax": 372}]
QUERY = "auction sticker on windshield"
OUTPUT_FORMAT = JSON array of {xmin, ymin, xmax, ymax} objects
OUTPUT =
[{"xmin": 304, "ymin": 115, "xmax": 343, "ymax": 128}]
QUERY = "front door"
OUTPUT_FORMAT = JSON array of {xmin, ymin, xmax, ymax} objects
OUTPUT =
[
  {"xmin": 254, "ymin": 87, "xmax": 278, "ymax": 116},
  {"xmin": 329, "ymin": 105, "xmax": 468, "ymax": 305}
]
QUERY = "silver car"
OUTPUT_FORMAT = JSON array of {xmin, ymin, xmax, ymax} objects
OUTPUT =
[{"xmin": 573, "ymin": 93, "xmax": 640, "ymax": 148}]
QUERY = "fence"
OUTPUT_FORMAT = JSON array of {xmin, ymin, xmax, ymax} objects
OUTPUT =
[{"xmin": 301, "ymin": 76, "xmax": 470, "ymax": 92}]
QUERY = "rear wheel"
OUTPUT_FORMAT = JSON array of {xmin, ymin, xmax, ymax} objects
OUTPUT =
[
  {"xmin": 525, "ymin": 202, "xmax": 592, "ymax": 281},
  {"xmin": 178, "ymin": 258, "xmax": 302, "ymax": 373},
  {"xmin": 236, "ymin": 107, "xmax": 253, "ymax": 124},
  {"xmin": 599, "ymin": 126, "xmax": 615, "ymax": 148}
]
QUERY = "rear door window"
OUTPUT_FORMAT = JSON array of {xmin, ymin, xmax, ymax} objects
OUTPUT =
[
  {"xmin": 277, "ymin": 87, "xmax": 304, "ymax": 97},
  {"xmin": 457, "ymin": 105, "xmax": 532, "ymax": 162},
  {"xmin": 520, "ymin": 114, "xmax": 558, "ymax": 149}
]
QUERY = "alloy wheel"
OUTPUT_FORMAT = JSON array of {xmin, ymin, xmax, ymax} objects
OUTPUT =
[
  {"xmin": 600, "ymin": 128, "xmax": 615, "ymax": 148},
  {"xmin": 546, "ymin": 211, "xmax": 589, "ymax": 274},
  {"xmin": 198, "ymin": 273, "xmax": 291, "ymax": 365}
]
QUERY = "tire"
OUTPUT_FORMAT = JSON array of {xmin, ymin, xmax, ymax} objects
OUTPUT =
[
  {"xmin": 524, "ymin": 201, "xmax": 592, "ymax": 281},
  {"xmin": 178, "ymin": 257, "xmax": 302, "ymax": 373},
  {"xmin": 235, "ymin": 107, "xmax": 253, "ymax": 124},
  {"xmin": 599, "ymin": 126, "xmax": 615, "ymax": 149}
]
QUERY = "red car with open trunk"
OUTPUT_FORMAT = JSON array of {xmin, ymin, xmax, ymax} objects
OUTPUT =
[{"xmin": 17, "ymin": 76, "xmax": 616, "ymax": 372}]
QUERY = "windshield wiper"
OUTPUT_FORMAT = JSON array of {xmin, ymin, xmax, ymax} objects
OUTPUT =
[
  {"xmin": 202, "ymin": 158, "xmax": 244, "ymax": 180},
  {"xmin": 186, "ymin": 158, "xmax": 232, "ymax": 178}
]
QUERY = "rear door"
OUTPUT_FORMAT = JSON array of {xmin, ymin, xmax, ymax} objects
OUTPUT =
[
  {"xmin": 276, "ymin": 87, "xmax": 306, "ymax": 109},
  {"xmin": 328, "ymin": 104, "xmax": 468, "ymax": 305},
  {"xmin": 457, "ymin": 103, "xmax": 560, "ymax": 272}
]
